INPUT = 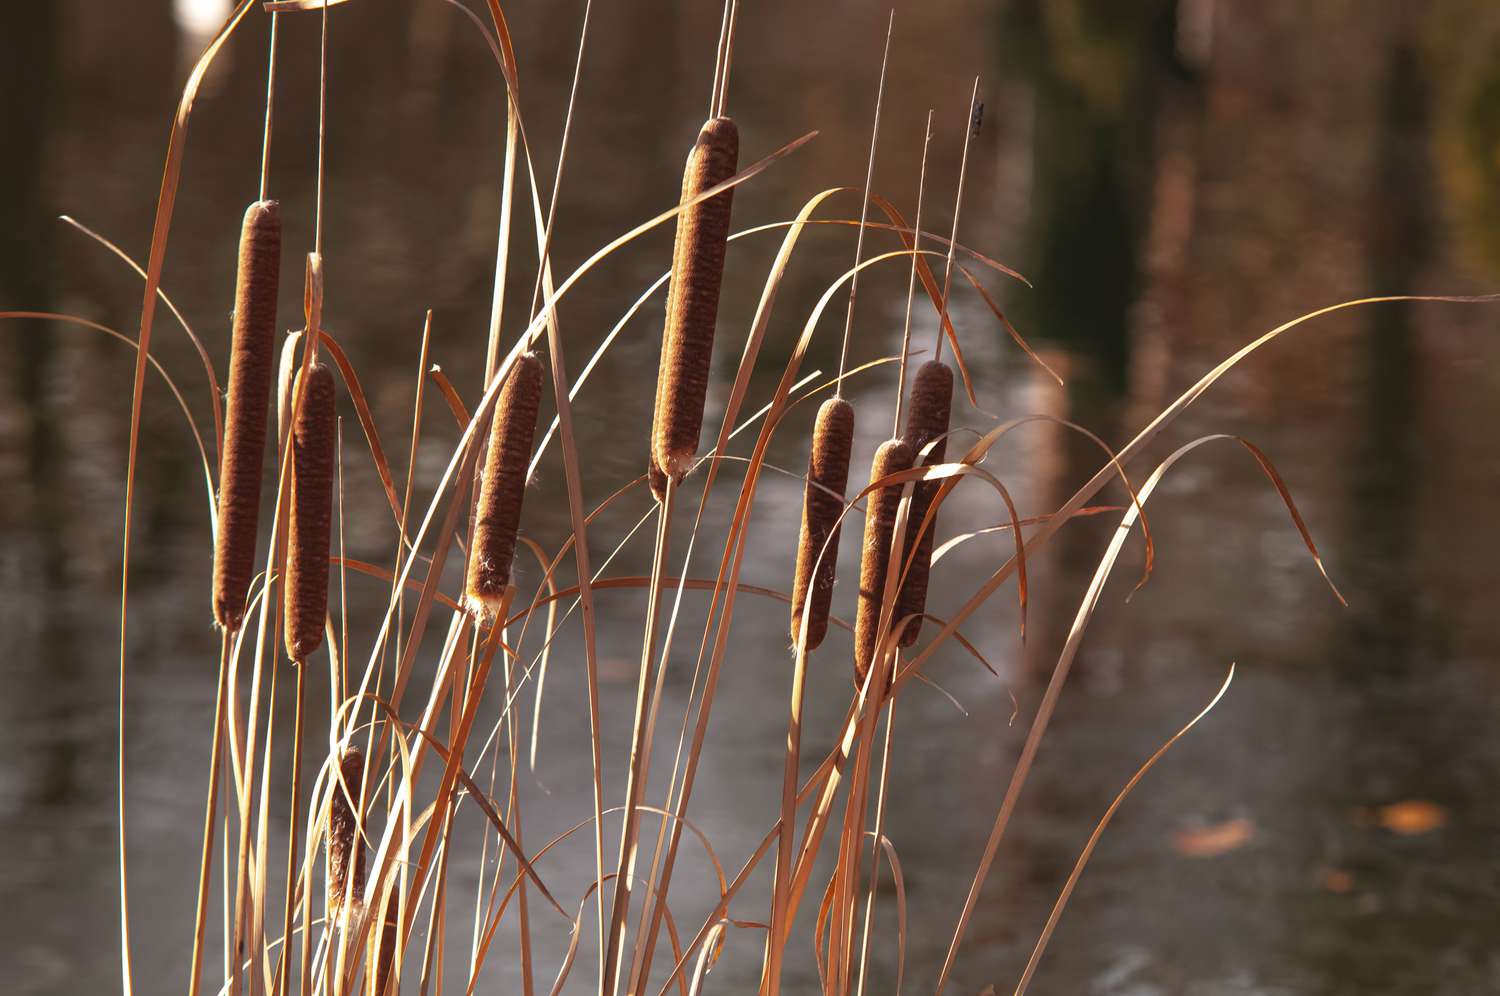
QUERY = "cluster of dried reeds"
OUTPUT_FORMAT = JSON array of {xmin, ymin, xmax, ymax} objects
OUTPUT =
[{"xmin": 59, "ymin": 3, "xmax": 1393, "ymax": 996}]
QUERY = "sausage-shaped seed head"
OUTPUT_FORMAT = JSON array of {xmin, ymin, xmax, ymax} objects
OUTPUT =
[
  {"xmin": 896, "ymin": 359, "xmax": 953, "ymax": 646},
  {"xmin": 650, "ymin": 116, "xmax": 739, "ymax": 487},
  {"xmin": 283, "ymin": 361, "xmax": 336, "ymax": 662},
  {"xmin": 326, "ymin": 746, "xmax": 366, "ymax": 922},
  {"xmin": 213, "ymin": 199, "xmax": 282, "ymax": 630},
  {"xmin": 790, "ymin": 397, "xmax": 854, "ymax": 650},
  {"xmin": 464, "ymin": 352, "xmax": 544, "ymax": 620},
  {"xmin": 854, "ymin": 438, "xmax": 913, "ymax": 685}
]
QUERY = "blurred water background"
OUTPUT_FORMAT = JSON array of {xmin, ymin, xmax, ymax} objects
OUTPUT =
[{"xmin": 5, "ymin": 1, "xmax": 1500, "ymax": 993}]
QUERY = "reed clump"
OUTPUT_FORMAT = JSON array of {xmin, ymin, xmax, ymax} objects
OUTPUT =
[
  {"xmin": 896, "ymin": 358, "xmax": 953, "ymax": 646},
  {"xmin": 650, "ymin": 116, "xmax": 739, "ymax": 490},
  {"xmin": 284, "ymin": 361, "xmax": 336, "ymax": 662},
  {"xmin": 464, "ymin": 351, "xmax": 544, "ymax": 620},
  {"xmin": 212, "ymin": 199, "xmax": 282, "ymax": 631},
  {"xmin": 326, "ymin": 746, "xmax": 366, "ymax": 922},
  {"xmin": 790, "ymin": 397, "xmax": 855, "ymax": 650},
  {"xmin": 854, "ymin": 437, "xmax": 913, "ymax": 684}
]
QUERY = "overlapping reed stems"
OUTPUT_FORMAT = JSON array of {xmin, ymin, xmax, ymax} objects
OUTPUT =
[{"xmin": 77, "ymin": 5, "xmax": 1421, "ymax": 996}]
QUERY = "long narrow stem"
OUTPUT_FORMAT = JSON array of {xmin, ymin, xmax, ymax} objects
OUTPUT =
[
  {"xmin": 893, "ymin": 111, "xmax": 935, "ymax": 436},
  {"xmin": 835, "ymin": 12, "xmax": 894, "ymax": 397},
  {"xmin": 258, "ymin": 12, "xmax": 278, "ymax": 201},
  {"xmin": 603, "ymin": 476, "xmax": 676, "ymax": 995},
  {"xmin": 933, "ymin": 79, "xmax": 980, "ymax": 365},
  {"xmin": 188, "ymin": 631, "xmax": 233, "ymax": 996}
]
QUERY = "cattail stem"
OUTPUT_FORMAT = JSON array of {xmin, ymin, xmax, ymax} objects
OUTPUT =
[
  {"xmin": 897, "ymin": 359, "xmax": 953, "ymax": 646},
  {"xmin": 854, "ymin": 438, "xmax": 913, "ymax": 684},
  {"xmin": 464, "ymin": 352, "xmax": 543, "ymax": 620},
  {"xmin": 835, "ymin": 12, "xmax": 893, "ymax": 398},
  {"xmin": 213, "ymin": 200, "xmax": 282, "ymax": 632},
  {"xmin": 284, "ymin": 362, "xmax": 336, "ymax": 662},
  {"xmin": 650, "ymin": 117, "xmax": 739, "ymax": 489},
  {"xmin": 276, "ymin": 661, "xmax": 306, "ymax": 996},
  {"xmin": 790, "ymin": 398, "xmax": 855, "ymax": 651},
  {"xmin": 186, "ymin": 632, "xmax": 231, "ymax": 996},
  {"xmin": 934, "ymin": 78, "xmax": 981, "ymax": 367},
  {"xmin": 894, "ymin": 111, "xmax": 936, "ymax": 436}
]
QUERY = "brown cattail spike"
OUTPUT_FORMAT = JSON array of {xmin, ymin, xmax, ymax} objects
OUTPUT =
[
  {"xmin": 854, "ymin": 438, "xmax": 913, "ymax": 684},
  {"xmin": 790, "ymin": 398, "xmax": 855, "ymax": 650},
  {"xmin": 649, "ymin": 116, "xmax": 739, "ymax": 488},
  {"xmin": 283, "ymin": 361, "xmax": 336, "ymax": 661},
  {"xmin": 896, "ymin": 360, "xmax": 953, "ymax": 646},
  {"xmin": 464, "ymin": 351, "xmax": 544, "ymax": 620},
  {"xmin": 327, "ymin": 746, "xmax": 366, "ymax": 921},
  {"xmin": 212, "ymin": 200, "xmax": 282, "ymax": 630}
]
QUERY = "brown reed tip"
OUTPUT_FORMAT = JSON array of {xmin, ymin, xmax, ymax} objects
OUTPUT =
[
  {"xmin": 212, "ymin": 199, "xmax": 282, "ymax": 631},
  {"xmin": 284, "ymin": 361, "xmax": 336, "ymax": 661},
  {"xmin": 790, "ymin": 397, "xmax": 855, "ymax": 651},
  {"xmin": 854, "ymin": 437, "xmax": 913, "ymax": 685},
  {"xmin": 896, "ymin": 359, "xmax": 953, "ymax": 646},
  {"xmin": 327, "ymin": 746, "xmax": 366, "ymax": 922},
  {"xmin": 650, "ymin": 116, "xmax": 739, "ymax": 487},
  {"xmin": 464, "ymin": 351, "xmax": 544, "ymax": 620}
]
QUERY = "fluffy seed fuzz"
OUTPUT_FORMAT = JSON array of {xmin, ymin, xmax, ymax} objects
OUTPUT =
[
  {"xmin": 464, "ymin": 351, "xmax": 544, "ymax": 620},
  {"xmin": 790, "ymin": 398, "xmax": 854, "ymax": 650},
  {"xmin": 897, "ymin": 360, "xmax": 953, "ymax": 646},
  {"xmin": 650, "ymin": 116, "xmax": 739, "ymax": 489},
  {"xmin": 854, "ymin": 438, "xmax": 913, "ymax": 685},
  {"xmin": 326, "ymin": 747, "xmax": 366, "ymax": 922},
  {"xmin": 212, "ymin": 200, "xmax": 281, "ymax": 630},
  {"xmin": 283, "ymin": 362, "xmax": 336, "ymax": 662}
]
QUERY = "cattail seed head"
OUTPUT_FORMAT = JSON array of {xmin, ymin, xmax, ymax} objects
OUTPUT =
[
  {"xmin": 327, "ymin": 746, "xmax": 366, "ymax": 922},
  {"xmin": 650, "ymin": 116, "xmax": 739, "ymax": 488},
  {"xmin": 283, "ymin": 361, "xmax": 336, "ymax": 662},
  {"xmin": 790, "ymin": 397, "xmax": 854, "ymax": 651},
  {"xmin": 212, "ymin": 200, "xmax": 282, "ymax": 630},
  {"xmin": 854, "ymin": 438, "xmax": 913, "ymax": 685},
  {"xmin": 464, "ymin": 351, "xmax": 544, "ymax": 620},
  {"xmin": 896, "ymin": 359, "xmax": 953, "ymax": 646}
]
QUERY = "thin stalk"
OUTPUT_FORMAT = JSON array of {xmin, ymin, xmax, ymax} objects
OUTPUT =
[
  {"xmin": 893, "ymin": 111, "xmax": 934, "ymax": 436},
  {"xmin": 835, "ymin": 12, "xmax": 893, "ymax": 398},
  {"xmin": 854, "ymin": 697, "xmax": 897, "ymax": 996},
  {"xmin": 259, "ymin": 11, "xmax": 278, "ymax": 201},
  {"xmin": 188, "ymin": 631, "xmax": 232, "ymax": 996},
  {"xmin": 603, "ymin": 476, "xmax": 676, "ymax": 995},
  {"xmin": 933, "ymin": 79, "xmax": 979, "ymax": 365}
]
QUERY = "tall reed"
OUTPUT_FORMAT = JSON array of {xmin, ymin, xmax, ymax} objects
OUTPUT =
[
  {"xmin": 464, "ymin": 350, "xmax": 544, "ymax": 620},
  {"xmin": 790, "ymin": 397, "xmax": 854, "ymax": 649},
  {"xmin": 327, "ymin": 746, "xmax": 366, "ymax": 921},
  {"xmin": 854, "ymin": 437, "xmax": 913, "ymax": 683},
  {"xmin": 212, "ymin": 200, "xmax": 281, "ymax": 631},
  {"xmin": 284, "ymin": 361, "xmax": 336, "ymax": 662},
  {"xmin": 896, "ymin": 358, "xmax": 953, "ymax": 645},
  {"xmin": 649, "ymin": 116, "xmax": 739, "ymax": 490}
]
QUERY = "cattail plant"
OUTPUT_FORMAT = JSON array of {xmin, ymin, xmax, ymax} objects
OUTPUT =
[
  {"xmin": 212, "ymin": 200, "xmax": 282, "ymax": 631},
  {"xmin": 327, "ymin": 746, "xmax": 366, "ymax": 921},
  {"xmin": 853, "ymin": 438, "xmax": 913, "ymax": 684},
  {"xmin": 790, "ymin": 397, "xmax": 854, "ymax": 649},
  {"xmin": 464, "ymin": 351, "xmax": 544, "ymax": 619},
  {"xmin": 896, "ymin": 358, "xmax": 953, "ymax": 646},
  {"xmin": 283, "ymin": 361, "xmax": 336, "ymax": 662},
  {"xmin": 649, "ymin": 116, "xmax": 739, "ymax": 491}
]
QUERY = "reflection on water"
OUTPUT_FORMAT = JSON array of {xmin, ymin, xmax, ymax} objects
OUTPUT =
[{"xmin": 5, "ymin": 1, "xmax": 1500, "ymax": 993}]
